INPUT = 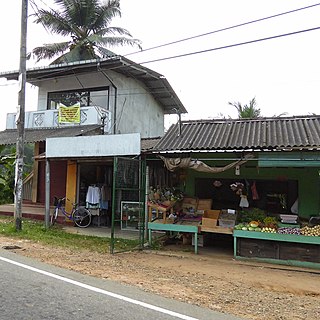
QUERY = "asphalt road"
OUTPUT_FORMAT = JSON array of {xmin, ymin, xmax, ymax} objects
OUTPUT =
[{"xmin": 0, "ymin": 249, "xmax": 244, "ymax": 320}]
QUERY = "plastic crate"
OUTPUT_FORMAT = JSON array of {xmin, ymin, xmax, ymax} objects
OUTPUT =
[
  {"xmin": 192, "ymin": 234, "xmax": 204, "ymax": 247},
  {"xmin": 218, "ymin": 219, "xmax": 236, "ymax": 228},
  {"xmin": 218, "ymin": 211, "xmax": 237, "ymax": 228}
]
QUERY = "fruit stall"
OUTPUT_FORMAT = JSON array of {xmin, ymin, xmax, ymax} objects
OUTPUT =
[
  {"xmin": 147, "ymin": 187, "xmax": 239, "ymax": 254},
  {"xmin": 147, "ymin": 188, "xmax": 202, "ymax": 254},
  {"xmin": 232, "ymin": 214, "xmax": 320, "ymax": 269}
]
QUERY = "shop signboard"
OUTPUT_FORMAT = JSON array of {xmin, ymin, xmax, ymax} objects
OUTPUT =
[{"xmin": 46, "ymin": 133, "xmax": 141, "ymax": 158}]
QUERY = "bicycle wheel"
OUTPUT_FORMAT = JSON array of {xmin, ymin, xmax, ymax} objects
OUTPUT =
[
  {"xmin": 50, "ymin": 208, "xmax": 58, "ymax": 226},
  {"xmin": 73, "ymin": 207, "xmax": 92, "ymax": 228}
]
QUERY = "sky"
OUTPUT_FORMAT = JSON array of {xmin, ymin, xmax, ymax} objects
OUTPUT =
[{"xmin": 1, "ymin": 0, "xmax": 320, "ymax": 131}]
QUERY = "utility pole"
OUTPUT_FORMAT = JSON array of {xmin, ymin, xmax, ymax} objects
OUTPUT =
[{"xmin": 15, "ymin": 0, "xmax": 28, "ymax": 231}]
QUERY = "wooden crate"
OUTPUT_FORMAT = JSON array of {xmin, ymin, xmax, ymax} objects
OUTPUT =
[
  {"xmin": 181, "ymin": 197, "xmax": 198, "ymax": 212},
  {"xmin": 201, "ymin": 210, "xmax": 220, "ymax": 228},
  {"xmin": 197, "ymin": 199, "xmax": 212, "ymax": 210}
]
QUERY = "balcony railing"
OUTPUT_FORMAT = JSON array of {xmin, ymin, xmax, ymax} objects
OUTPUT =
[{"xmin": 6, "ymin": 106, "xmax": 112, "ymax": 133}]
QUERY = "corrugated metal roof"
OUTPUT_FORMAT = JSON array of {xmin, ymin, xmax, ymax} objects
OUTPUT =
[
  {"xmin": 152, "ymin": 116, "xmax": 320, "ymax": 152},
  {"xmin": 0, "ymin": 125, "xmax": 101, "ymax": 145},
  {"xmin": 0, "ymin": 56, "xmax": 187, "ymax": 115},
  {"xmin": 141, "ymin": 137, "xmax": 161, "ymax": 151}
]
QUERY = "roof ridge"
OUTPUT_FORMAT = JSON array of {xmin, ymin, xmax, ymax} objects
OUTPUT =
[{"xmin": 180, "ymin": 115, "xmax": 320, "ymax": 123}]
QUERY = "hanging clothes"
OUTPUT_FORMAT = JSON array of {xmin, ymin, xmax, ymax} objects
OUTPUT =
[
  {"xmin": 86, "ymin": 186, "xmax": 100, "ymax": 208},
  {"xmin": 100, "ymin": 185, "xmax": 111, "ymax": 209},
  {"xmin": 251, "ymin": 181, "xmax": 259, "ymax": 200}
]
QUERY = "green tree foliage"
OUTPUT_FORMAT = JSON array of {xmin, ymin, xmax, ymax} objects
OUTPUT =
[
  {"xmin": 228, "ymin": 97, "xmax": 261, "ymax": 119},
  {"xmin": 0, "ymin": 144, "xmax": 34, "ymax": 204},
  {"xmin": 29, "ymin": 0, "xmax": 142, "ymax": 64},
  {"xmin": 0, "ymin": 146, "xmax": 15, "ymax": 204}
]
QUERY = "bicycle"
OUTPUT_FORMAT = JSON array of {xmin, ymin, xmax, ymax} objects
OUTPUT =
[{"xmin": 51, "ymin": 196, "xmax": 92, "ymax": 228}]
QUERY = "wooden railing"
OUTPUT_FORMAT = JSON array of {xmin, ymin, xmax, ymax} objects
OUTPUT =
[{"xmin": 22, "ymin": 172, "xmax": 33, "ymax": 201}]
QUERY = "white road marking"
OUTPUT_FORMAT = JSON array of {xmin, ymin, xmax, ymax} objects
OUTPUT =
[{"xmin": 0, "ymin": 256, "xmax": 199, "ymax": 320}]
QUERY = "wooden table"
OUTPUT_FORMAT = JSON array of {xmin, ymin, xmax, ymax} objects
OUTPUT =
[{"xmin": 147, "ymin": 203, "xmax": 174, "ymax": 224}]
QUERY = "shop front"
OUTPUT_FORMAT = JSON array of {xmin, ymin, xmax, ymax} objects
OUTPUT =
[
  {"xmin": 146, "ymin": 152, "xmax": 320, "ymax": 266},
  {"xmin": 45, "ymin": 133, "xmax": 147, "ymax": 252},
  {"xmin": 145, "ymin": 117, "xmax": 320, "ymax": 267}
]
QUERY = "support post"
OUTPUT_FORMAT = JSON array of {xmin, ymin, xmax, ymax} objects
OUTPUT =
[
  {"xmin": 145, "ymin": 165, "xmax": 149, "ymax": 241},
  {"xmin": 14, "ymin": 0, "xmax": 28, "ymax": 230},
  {"xmin": 45, "ymin": 159, "xmax": 50, "ymax": 228}
]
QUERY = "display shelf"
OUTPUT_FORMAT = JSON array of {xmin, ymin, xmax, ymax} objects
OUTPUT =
[
  {"xmin": 147, "ymin": 202, "xmax": 174, "ymax": 224},
  {"xmin": 233, "ymin": 230, "xmax": 320, "ymax": 269},
  {"xmin": 233, "ymin": 230, "xmax": 320, "ymax": 245},
  {"xmin": 121, "ymin": 201, "xmax": 142, "ymax": 231}
]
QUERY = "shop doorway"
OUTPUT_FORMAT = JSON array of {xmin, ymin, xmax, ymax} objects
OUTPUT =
[{"xmin": 78, "ymin": 161, "xmax": 113, "ymax": 227}]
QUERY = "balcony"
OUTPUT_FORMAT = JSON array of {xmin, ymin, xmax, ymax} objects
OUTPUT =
[{"xmin": 6, "ymin": 106, "xmax": 112, "ymax": 133}]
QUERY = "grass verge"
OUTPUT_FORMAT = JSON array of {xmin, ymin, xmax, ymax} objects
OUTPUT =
[{"xmin": 0, "ymin": 215, "xmax": 140, "ymax": 253}]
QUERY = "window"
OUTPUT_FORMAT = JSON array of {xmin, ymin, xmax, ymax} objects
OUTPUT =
[{"xmin": 47, "ymin": 87, "xmax": 109, "ymax": 110}]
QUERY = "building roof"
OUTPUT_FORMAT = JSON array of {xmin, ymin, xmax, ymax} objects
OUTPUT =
[
  {"xmin": 141, "ymin": 137, "xmax": 161, "ymax": 151},
  {"xmin": 151, "ymin": 116, "xmax": 320, "ymax": 152},
  {"xmin": 0, "ymin": 125, "xmax": 161, "ymax": 154},
  {"xmin": 0, "ymin": 125, "xmax": 101, "ymax": 146},
  {"xmin": 0, "ymin": 56, "xmax": 187, "ymax": 115}
]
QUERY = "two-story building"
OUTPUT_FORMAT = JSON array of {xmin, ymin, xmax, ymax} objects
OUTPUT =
[{"xmin": 0, "ymin": 56, "xmax": 187, "ymax": 234}]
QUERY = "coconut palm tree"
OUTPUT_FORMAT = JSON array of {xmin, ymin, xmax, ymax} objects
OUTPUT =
[
  {"xmin": 228, "ymin": 97, "xmax": 261, "ymax": 119},
  {"xmin": 30, "ymin": 0, "xmax": 142, "ymax": 64}
]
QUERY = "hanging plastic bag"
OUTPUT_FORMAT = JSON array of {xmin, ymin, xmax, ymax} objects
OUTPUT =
[{"xmin": 239, "ymin": 195, "xmax": 249, "ymax": 208}]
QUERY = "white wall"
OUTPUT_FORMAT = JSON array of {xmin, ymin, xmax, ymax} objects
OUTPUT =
[{"xmin": 35, "ymin": 70, "xmax": 164, "ymax": 138}]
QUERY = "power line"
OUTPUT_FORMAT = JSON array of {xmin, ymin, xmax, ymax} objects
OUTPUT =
[
  {"xmin": 21, "ymin": 2, "xmax": 320, "ymax": 88},
  {"xmin": 135, "ymin": 26, "xmax": 320, "ymax": 66},
  {"xmin": 28, "ymin": 0, "xmax": 320, "ymax": 62},
  {"xmin": 0, "ymin": 82, "xmax": 18, "ymax": 87},
  {"xmin": 124, "ymin": 3, "xmax": 320, "ymax": 57},
  {"xmin": 19, "ymin": 25, "xmax": 320, "ymax": 95}
]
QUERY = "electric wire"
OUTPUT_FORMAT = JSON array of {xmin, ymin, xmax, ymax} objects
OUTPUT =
[
  {"xmin": 123, "ymin": 3, "xmax": 320, "ymax": 57},
  {"xmin": 0, "ymin": 82, "xmax": 18, "ymax": 87},
  {"xmin": 25, "ymin": 22, "xmax": 320, "ymax": 81},
  {"xmin": 4, "ymin": 23, "xmax": 320, "ymax": 100},
  {"xmin": 121, "ymin": 26, "xmax": 320, "ymax": 66},
  {"xmin": 7, "ymin": 1, "xmax": 320, "ymax": 101},
  {"xmin": 29, "ymin": 0, "xmax": 320, "ymax": 61}
]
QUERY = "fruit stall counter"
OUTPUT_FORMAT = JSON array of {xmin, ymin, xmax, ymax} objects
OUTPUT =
[{"xmin": 233, "ymin": 230, "xmax": 320, "ymax": 269}]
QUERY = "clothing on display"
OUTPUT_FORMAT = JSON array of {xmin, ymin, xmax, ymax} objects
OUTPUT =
[
  {"xmin": 86, "ymin": 185, "xmax": 111, "ymax": 210},
  {"xmin": 86, "ymin": 186, "xmax": 100, "ymax": 205}
]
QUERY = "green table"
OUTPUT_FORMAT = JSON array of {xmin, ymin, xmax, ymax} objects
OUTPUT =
[{"xmin": 148, "ymin": 221, "xmax": 200, "ymax": 254}]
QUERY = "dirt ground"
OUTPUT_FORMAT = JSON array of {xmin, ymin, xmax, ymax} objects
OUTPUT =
[{"xmin": 1, "ymin": 234, "xmax": 320, "ymax": 320}]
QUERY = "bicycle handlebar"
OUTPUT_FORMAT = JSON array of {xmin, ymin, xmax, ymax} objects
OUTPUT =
[{"xmin": 54, "ymin": 196, "xmax": 78, "ymax": 208}]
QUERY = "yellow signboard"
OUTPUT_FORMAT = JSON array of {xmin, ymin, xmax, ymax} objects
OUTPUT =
[{"xmin": 58, "ymin": 103, "xmax": 81, "ymax": 123}]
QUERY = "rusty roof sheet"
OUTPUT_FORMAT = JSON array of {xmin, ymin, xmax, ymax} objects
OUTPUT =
[
  {"xmin": 152, "ymin": 116, "xmax": 320, "ymax": 152},
  {"xmin": 141, "ymin": 137, "xmax": 161, "ymax": 151},
  {"xmin": 0, "ymin": 125, "xmax": 101, "ymax": 145}
]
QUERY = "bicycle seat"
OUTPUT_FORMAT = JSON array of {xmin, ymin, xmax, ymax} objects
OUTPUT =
[{"xmin": 53, "ymin": 196, "xmax": 65, "ymax": 206}]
